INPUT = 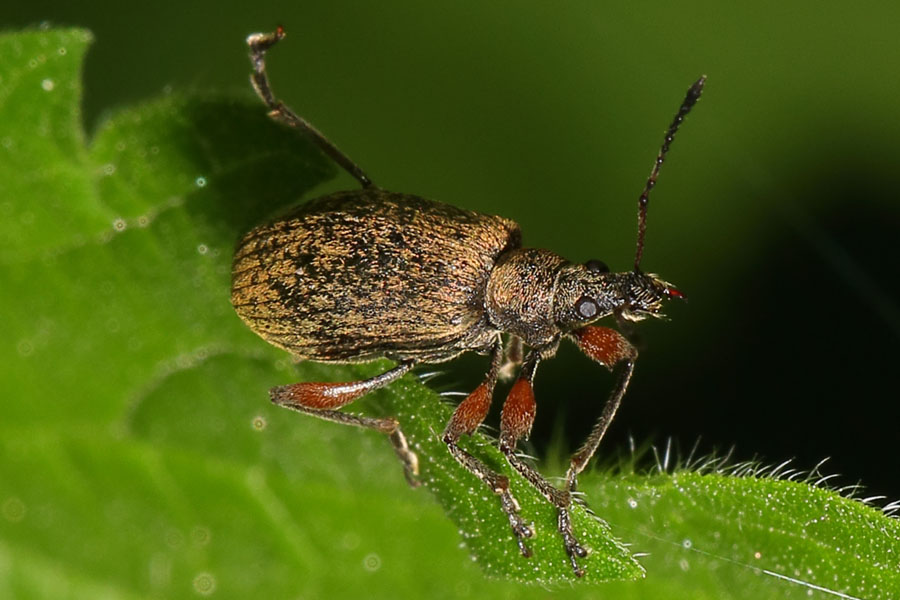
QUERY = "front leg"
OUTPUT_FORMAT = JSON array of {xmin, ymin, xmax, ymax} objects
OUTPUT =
[{"xmin": 566, "ymin": 326, "xmax": 637, "ymax": 491}]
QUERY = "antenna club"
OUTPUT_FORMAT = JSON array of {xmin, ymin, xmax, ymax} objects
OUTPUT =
[{"xmin": 691, "ymin": 75, "xmax": 708, "ymax": 94}]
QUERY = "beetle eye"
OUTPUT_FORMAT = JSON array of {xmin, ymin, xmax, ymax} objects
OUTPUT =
[
  {"xmin": 584, "ymin": 259, "xmax": 609, "ymax": 273},
  {"xmin": 575, "ymin": 296, "xmax": 599, "ymax": 319}
]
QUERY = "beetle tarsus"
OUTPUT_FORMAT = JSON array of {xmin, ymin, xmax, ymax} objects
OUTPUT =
[
  {"xmin": 445, "ymin": 434, "xmax": 534, "ymax": 554},
  {"xmin": 497, "ymin": 485, "xmax": 534, "ymax": 556},
  {"xmin": 558, "ymin": 508, "xmax": 589, "ymax": 577},
  {"xmin": 389, "ymin": 428, "xmax": 421, "ymax": 487}
]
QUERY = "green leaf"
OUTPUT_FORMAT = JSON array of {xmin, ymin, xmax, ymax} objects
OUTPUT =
[
  {"xmin": 586, "ymin": 468, "xmax": 900, "ymax": 599},
  {"xmin": 0, "ymin": 25, "xmax": 636, "ymax": 592},
  {"xmin": 2, "ymin": 27, "xmax": 898, "ymax": 599}
]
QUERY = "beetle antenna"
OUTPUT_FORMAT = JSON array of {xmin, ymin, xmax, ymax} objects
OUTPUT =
[{"xmin": 633, "ymin": 75, "xmax": 706, "ymax": 272}]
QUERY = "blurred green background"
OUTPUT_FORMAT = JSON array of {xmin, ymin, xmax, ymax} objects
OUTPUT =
[{"xmin": 3, "ymin": 0, "xmax": 899, "ymax": 596}]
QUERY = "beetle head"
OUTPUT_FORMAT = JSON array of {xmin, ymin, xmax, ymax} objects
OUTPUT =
[
  {"xmin": 552, "ymin": 76, "xmax": 705, "ymax": 331},
  {"xmin": 553, "ymin": 261, "xmax": 685, "ymax": 330}
]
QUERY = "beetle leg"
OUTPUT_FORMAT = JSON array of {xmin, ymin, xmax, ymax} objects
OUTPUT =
[
  {"xmin": 270, "ymin": 360, "xmax": 420, "ymax": 486},
  {"xmin": 497, "ymin": 335, "xmax": 523, "ymax": 382},
  {"xmin": 496, "ymin": 330, "xmax": 637, "ymax": 575},
  {"xmin": 498, "ymin": 348, "xmax": 590, "ymax": 577},
  {"xmin": 566, "ymin": 326, "xmax": 637, "ymax": 491},
  {"xmin": 247, "ymin": 27, "xmax": 375, "ymax": 189},
  {"xmin": 442, "ymin": 340, "xmax": 535, "ymax": 556}
]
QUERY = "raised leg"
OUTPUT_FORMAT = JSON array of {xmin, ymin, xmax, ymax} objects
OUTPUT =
[
  {"xmin": 442, "ymin": 340, "xmax": 535, "ymax": 557},
  {"xmin": 271, "ymin": 361, "xmax": 420, "ymax": 485},
  {"xmin": 247, "ymin": 27, "xmax": 374, "ymax": 189}
]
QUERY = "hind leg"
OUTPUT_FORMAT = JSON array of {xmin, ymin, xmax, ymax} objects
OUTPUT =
[
  {"xmin": 270, "ymin": 361, "xmax": 419, "ymax": 485},
  {"xmin": 247, "ymin": 27, "xmax": 374, "ymax": 189}
]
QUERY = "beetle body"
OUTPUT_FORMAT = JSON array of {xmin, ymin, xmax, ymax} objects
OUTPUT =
[
  {"xmin": 232, "ymin": 190, "xmax": 678, "ymax": 363},
  {"xmin": 234, "ymin": 26, "xmax": 703, "ymax": 577},
  {"xmin": 232, "ymin": 190, "xmax": 519, "ymax": 363}
]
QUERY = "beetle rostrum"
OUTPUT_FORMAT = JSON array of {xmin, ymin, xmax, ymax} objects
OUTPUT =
[{"xmin": 232, "ymin": 26, "xmax": 704, "ymax": 578}]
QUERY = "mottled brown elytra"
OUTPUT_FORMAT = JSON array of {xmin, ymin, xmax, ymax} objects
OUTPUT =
[{"xmin": 231, "ymin": 26, "xmax": 704, "ymax": 576}]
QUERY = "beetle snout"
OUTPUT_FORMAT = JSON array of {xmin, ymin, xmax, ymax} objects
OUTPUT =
[{"xmin": 663, "ymin": 285, "xmax": 687, "ymax": 301}]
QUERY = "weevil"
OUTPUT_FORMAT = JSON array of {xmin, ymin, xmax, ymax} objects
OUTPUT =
[{"xmin": 231, "ymin": 26, "xmax": 704, "ymax": 577}]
